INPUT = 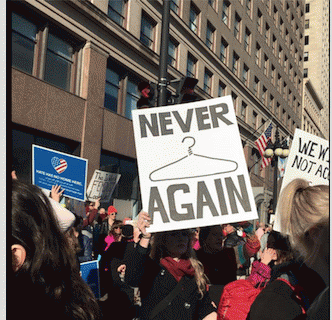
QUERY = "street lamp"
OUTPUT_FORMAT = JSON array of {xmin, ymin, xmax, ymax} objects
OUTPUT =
[{"xmin": 263, "ymin": 127, "xmax": 289, "ymax": 222}]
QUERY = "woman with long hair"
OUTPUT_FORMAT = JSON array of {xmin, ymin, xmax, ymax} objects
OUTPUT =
[
  {"xmin": 124, "ymin": 211, "xmax": 217, "ymax": 320},
  {"xmin": 247, "ymin": 179, "xmax": 329, "ymax": 319},
  {"xmin": 10, "ymin": 180, "xmax": 101, "ymax": 320}
]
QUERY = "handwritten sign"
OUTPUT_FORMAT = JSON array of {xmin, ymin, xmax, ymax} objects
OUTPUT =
[
  {"xmin": 32, "ymin": 145, "xmax": 88, "ymax": 202},
  {"xmin": 86, "ymin": 170, "xmax": 121, "ymax": 202},
  {"xmin": 274, "ymin": 129, "xmax": 329, "ymax": 232},
  {"xmin": 132, "ymin": 96, "xmax": 258, "ymax": 233}
]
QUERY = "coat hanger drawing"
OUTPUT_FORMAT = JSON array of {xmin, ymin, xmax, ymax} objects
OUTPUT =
[{"xmin": 149, "ymin": 136, "xmax": 238, "ymax": 182}]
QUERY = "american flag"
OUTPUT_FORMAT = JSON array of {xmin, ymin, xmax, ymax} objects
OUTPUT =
[
  {"xmin": 255, "ymin": 121, "xmax": 273, "ymax": 169},
  {"xmin": 51, "ymin": 157, "xmax": 68, "ymax": 174}
]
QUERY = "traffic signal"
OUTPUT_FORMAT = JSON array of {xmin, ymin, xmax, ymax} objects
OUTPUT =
[
  {"xmin": 173, "ymin": 77, "xmax": 199, "ymax": 104},
  {"xmin": 137, "ymin": 81, "xmax": 157, "ymax": 109}
]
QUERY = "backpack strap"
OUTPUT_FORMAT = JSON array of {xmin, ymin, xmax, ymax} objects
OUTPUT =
[{"xmin": 149, "ymin": 276, "xmax": 185, "ymax": 319}]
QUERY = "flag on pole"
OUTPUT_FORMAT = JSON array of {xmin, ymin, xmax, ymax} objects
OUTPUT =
[{"xmin": 255, "ymin": 121, "xmax": 273, "ymax": 169}]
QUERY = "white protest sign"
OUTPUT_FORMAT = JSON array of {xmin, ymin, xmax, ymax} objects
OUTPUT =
[
  {"xmin": 274, "ymin": 129, "xmax": 329, "ymax": 232},
  {"xmin": 132, "ymin": 96, "xmax": 258, "ymax": 233},
  {"xmin": 86, "ymin": 170, "xmax": 121, "ymax": 202}
]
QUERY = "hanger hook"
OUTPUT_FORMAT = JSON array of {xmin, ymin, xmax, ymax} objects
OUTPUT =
[{"xmin": 182, "ymin": 136, "xmax": 196, "ymax": 148}]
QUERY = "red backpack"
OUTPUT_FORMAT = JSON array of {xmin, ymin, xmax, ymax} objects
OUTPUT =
[{"xmin": 217, "ymin": 279, "xmax": 266, "ymax": 320}]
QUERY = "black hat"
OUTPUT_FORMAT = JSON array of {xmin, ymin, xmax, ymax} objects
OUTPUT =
[
  {"xmin": 122, "ymin": 224, "xmax": 134, "ymax": 239},
  {"xmin": 267, "ymin": 230, "xmax": 292, "ymax": 252}
]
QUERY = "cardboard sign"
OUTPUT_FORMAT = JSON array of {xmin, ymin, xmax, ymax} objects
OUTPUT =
[
  {"xmin": 80, "ymin": 260, "xmax": 101, "ymax": 299},
  {"xmin": 132, "ymin": 96, "xmax": 258, "ymax": 233},
  {"xmin": 274, "ymin": 129, "xmax": 329, "ymax": 232},
  {"xmin": 32, "ymin": 145, "xmax": 88, "ymax": 202},
  {"xmin": 86, "ymin": 169, "xmax": 121, "ymax": 202}
]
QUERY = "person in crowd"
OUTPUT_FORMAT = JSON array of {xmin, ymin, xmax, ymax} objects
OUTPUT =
[
  {"xmin": 97, "ymin": 207, "xmax": 107, "ymax": 223},
  {"xmin": 247, "ymin": 178, "xmax": 329, "ymax": 319},
  {"xmin": 257, "ymin": 224, "xmax": 272, "ymax": 260},
  {"xmin": 10, "ymin": 180, "xmax": 101, "ymax": 320},
  {"xmin": 222, "ymin": 222, "xmax": 261, "ymax": 277},
  {"xmin": 255, "ymin": 222, "xmax": 266, "ymax": 242},
  {"xmin": 98, "ymin": 205, "xmax": 118, "ymax": 241},
  {"xmin": 124, "ymin": 211, "xmax": 217, "ymax": 320},
  {"xmin": 104, "ymin": 219, "xmax": 124, "ymax": 252},
  {"xmin": 78, "ymin": 198, "xmax": 100, "ymax": 263},
  {"xmin": 192, "ymin": 227, "xmax": 201, "ymax": 250},
  {"xmin": 195, "ymin": 225, "xmax": 237, "ymax": 306}
]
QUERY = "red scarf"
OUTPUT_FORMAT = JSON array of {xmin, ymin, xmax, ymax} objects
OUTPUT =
[{"xmin": 160, "ymin": 257, "xmax": 195, "ymax": 282}]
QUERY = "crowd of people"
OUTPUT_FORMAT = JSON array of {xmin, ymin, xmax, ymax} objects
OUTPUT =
[{"xmin": 10, "ymin": 171, "xmax": 329, "ymax": 319}]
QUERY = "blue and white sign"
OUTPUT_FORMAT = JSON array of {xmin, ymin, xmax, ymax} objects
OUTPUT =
[
  {"xmin": 80, "ymin": 260, "xmax": 101, "ymax": 299},
  {"xmin": 32, "ymin": 145, "xmax": 88, "ymax": 202}
]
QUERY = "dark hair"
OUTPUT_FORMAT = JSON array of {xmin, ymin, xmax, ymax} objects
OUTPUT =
[
  {"xmin": 198, "ymin": 225, "xmax": 222, "ymax": 248},
  {"xmin": 267, "ymin": 231, "xmax": 294, "ymax": 264},
  {"xmin": 110, "ymin": 219, "xmax": 124, "ymax": 238},
  {"xmin": 11, "ymin": 180, "xmax": 101, "ymax": 319}
]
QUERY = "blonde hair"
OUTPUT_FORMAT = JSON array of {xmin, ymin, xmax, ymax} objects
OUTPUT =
[
  {"xmin": 150, "ymin": 230, "xmax": 209, "ymax": 298},
  {"xmin": 278, "ymin": 178, "xmax": 329, "ymax": 262}
]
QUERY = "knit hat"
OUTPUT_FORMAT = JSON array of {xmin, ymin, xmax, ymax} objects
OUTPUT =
[
  {"xmin": 244, "ymin": 234, "xmax": 261, "ymax": 257},
  {"xmin": 267, "ymin": 230, "xmax": 292, "ymax": 252},
  {"xmin": 107, "ymin": 205, "xmax": 117, "ymax": 215}
]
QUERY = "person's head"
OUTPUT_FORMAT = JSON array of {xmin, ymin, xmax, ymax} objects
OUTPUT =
[
  {"xmin": 267, "ymin": 230, "xmax": 293, "ymax": 265},
  {"xmin": 110, "ymin": 220, "xmax": 123, "ymax": 238},
  {"xmin": 221, "ymin": 224, "xmax": 235, "ymax": 236},
  {"xmin": 151, "ymin": 229, "xmax": 208, "ymax": 297},
  {"xmin": 199, "ymin": 225, "xmax": 223, "ymax": 253},
  {"xmin": 107, "ymin": 205, "xmax": 118, "ymax": 221},
  {"xmin": 278, "ymin": 178, "xmax": 329, "ymax": 264},
  {"xmin": 11, "ymin": 180, "xmax": 100, "ymax": 318},
  {"xmin": 99, "ymin": 207, "xmax": 106, "ymax": 215}
]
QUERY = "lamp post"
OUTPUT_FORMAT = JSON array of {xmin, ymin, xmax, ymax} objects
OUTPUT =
[{"xmin": 263, "ymin": 127, "xmax": 289, "ymax": 223}]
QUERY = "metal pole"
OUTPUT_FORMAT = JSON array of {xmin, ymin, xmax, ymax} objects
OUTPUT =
[
  {"xmin": 272, "ymin": 156, "xmax": 278, "ymax": 215},
  {"xmin": 158, "ymin": 0, "xmax": 171, "ymax": 107}
]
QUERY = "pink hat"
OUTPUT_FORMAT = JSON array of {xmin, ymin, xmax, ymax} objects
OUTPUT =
[{"xmin": 107, "ymin": 205, "xmax": 117, "ymax": 215}]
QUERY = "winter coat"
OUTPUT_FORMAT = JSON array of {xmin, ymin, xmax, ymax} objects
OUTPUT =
[{"xmin": 125, "ymin": 244, "xmax": 216, "ymax": 320}]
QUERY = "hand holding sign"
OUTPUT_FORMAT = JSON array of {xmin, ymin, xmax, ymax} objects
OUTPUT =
[
  {"xmin": 51, "ymin": 185, "xmax": 65, "ymax": 203},
  {"xmin": 137, "ymin": 211, "xmax": 152, "ymax": 247}
]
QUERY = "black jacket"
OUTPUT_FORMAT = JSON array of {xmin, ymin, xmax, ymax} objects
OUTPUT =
[{"xmin": 125, "ymin": 244, "xmax": 216, "ymax": 320}]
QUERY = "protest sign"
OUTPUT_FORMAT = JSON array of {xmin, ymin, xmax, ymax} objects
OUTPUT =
[
  {"xmin": 86, "ymin": 169, "xmax": 121, "ymax": 202},
  {"xmin": 132, "ymin": 96, "xmax": 258, "ymax": 233},
  {"xmin": 274, "ymin": 129, "xmax": 329, "ymax": 232},
  {"xmin": 32, "ymin": 145, "xmax": 88, "ymax": 202},
  {"xmin": 80, "ymin": 260, "xmax": 101, "ymax": 299}
]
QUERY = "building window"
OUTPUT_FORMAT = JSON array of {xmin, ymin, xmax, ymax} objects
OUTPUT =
[
  {"xmin": 285, "ymin": 28, "xmax": 289, "ymax": 44},
  {"xmin": 288, "ymin": 90, "xmax": 292, "ymax": 105},
  {"xmin": 273, "ymin": 6, "xmax": 278, "ymax": 26},
  {"xmin": 12, "ymin": 12, "xmax": 37, "ymax": 75},
  {"xmin": 261, "ymin": 86, "xmax": 267, "ymax": 104},
  {"xmin": 276, "ymin": 102, "xmax": 280, "ymax": 118},
  {"xmin": 279, "ymin": 17, "xmax": 284, "ymax": 35},
  {"xmin": 12, "ymin": 12, "xmax": 82, "ymax": 93},
  {"xmin": 304, "ymin": 52, "xmax": 309, "ymax": 61},
  {"xmin": 108, "ymin": 0, "xmax": 126, "ymax": 26},
  {"xmin": 170, "ymin": 0, "xmax": 180, "ymax": 14},
  {"xmin": 271, "ymin": 64, "xmax": 276, "ymax": 84},
  {"xmin": 269, "ymin": 94, "xmax": 274, "ymax": 110},
  {"xmin": 168, "ymin": 37, "xmax": 178, "ymax": 67},
  {"xmin": 203, "ymin": 69, "xmax": 213, "ymax": 95},
  {"xmin": 253, "ymin": 76, "xmax": 259, "ymax": 96},
  {"xmin": 252, "ymin": 111, "xmax": 258, "ymax": 128},
  {"xmin": 231, "ymin": 92, "xmax": 238, "ymax": 111},
  {"xmin": 246, "ymin": 0, "xmax": 252, "ymax": 16},
  {"xmin": 241, "ymin": 101, "xmax": 247, "ymax": 121},
  {"xmin": 104, "ymin": 65, "xmax": 121, "ymax": 112},
  {"xmin": 208, "ymin": 0, "xmax": 216, "ymax": 10},
  {"xmin": 187, "ymin": 53, "xmax": 197, "ymax": 78},
  {"xmin": 257, "ymin": 9, "xmax": 262, "ymax": 33},
  {"xmin": 283, "ymin": 82, "xmax": 287, "ymax": 99},
  {"xmin": 220, "ymin": 38, "xmax": 228, "ymax": 64},
  {"xmin": 265, "ymin": 23, "xmax": 270, "ymax": 44},
  {"xmin": 125, "ymin": 79, "xmax": 140, "ymax": 120},
  {"xmin": 272, "ymin": 34, "xmax": 277, "ymax": 55},
  {"xmin": 232, "ymin": 51, "xmax": 239, "ymax": 75},
  {"xmin": 255, "ymin": 42, "xmax": 261, "ymax": 65},
  {"xmin": 206, "ymin": 22, "xmax": 215, "ymax": 50},
  {"xmin": 305, "ymin": 35, "xmax": 309, "ymax": 45},
  {"xmin": 222, "ymin": 1, "xmax": 230, "ymax": 26},
  {"xmin": 305, "ymin": 3, "xmax": 310, "ymax": 13},
  {"xmin": 219, "ymin": 81, "xmax": 226, "ymax": 97},
  {"xmin": 234, "ymin": 12, "xmax": 241, "ymax": 41},
  {"xmin": 277, "ymin": 74, "xmax": 282, "ymax": 93},
  {"xmin": 189, "ymin": 3, "xmax": 200, "ymax": 34},
  {"xmin": 282, "ymin": 109, "xmax": 286, "ymax": 123},
  {"xmin": 244, "ymin": 27, "xmax": 251, "ymax": 53},
  {"xmin": 284, "ymin": 55, "xmax": 288, "ymax": 72},
  {"xmin": 305, "ymin": 19, "xmax": 309, "ymax": 29},
  {"xmin": 303, "ymin": 68, "xmax": 308, "ymax": 78},
  {"xmin": 242, "ymin": 64, "xmax": 249, "ymax": 85},
  {"xmin": 263, "ymin": 54, "xmax": 268, "ymax": 76},
  {"xmin": 140, "ymin": 12, "xmax": 156, "ymax": 49},
  {"xmin": 278, "ymin": 45, "xmax": 283, "ymax": 64}
]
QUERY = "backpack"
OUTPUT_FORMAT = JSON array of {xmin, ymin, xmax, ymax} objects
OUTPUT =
[{"xmin": 217, "ymin": 279, "xmax": 266, "ymax": 320}]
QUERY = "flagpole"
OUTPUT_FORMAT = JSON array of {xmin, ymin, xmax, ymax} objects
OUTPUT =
[{"xmin": 242, "ymin": 119, "xmax": 273, "ymax": 147}]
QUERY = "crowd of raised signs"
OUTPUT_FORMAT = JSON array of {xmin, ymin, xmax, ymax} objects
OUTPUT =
[{"xmin": 10, "ymin": 170, "xmax": 329, "ymax": 320}]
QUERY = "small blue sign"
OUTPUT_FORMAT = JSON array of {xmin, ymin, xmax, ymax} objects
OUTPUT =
[
  {"xmin": 32, "ymin": 145, "xmax": 88, "ymax": 202},
  {"xmin": 80, "ymin": 260, "xmax": 101, "ymax": 299}
]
